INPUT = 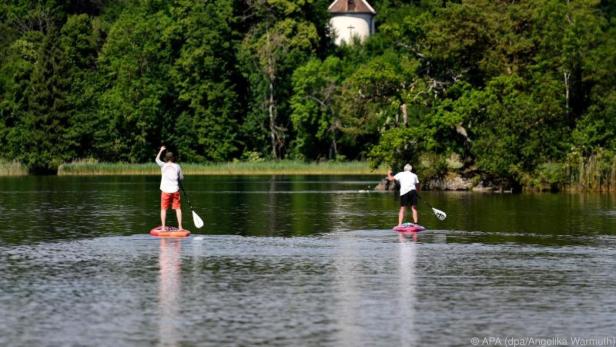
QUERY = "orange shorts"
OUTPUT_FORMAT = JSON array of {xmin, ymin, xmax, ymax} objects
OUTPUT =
[{"xmin": 161, "ymin": 191, "xmax": 181, "ymax": 210}]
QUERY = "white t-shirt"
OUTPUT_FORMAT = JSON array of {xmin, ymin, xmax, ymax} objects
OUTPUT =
[
  {"xmin": 394, "ymin": 171, "xmax": 419, "ymax": 196},
  {"xmin": 156, "ymin": 158, "xmax": 183, "ymax": 193}
]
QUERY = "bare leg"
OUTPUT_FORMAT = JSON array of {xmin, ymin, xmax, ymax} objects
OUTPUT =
[
  {"xmin": 398, "ymin": 206, "xmax": 406, "ymax": 225},
  {"xmin": 161, "ymin": 209, "xmax": 167, "ymax": 231},
  {"xmin": 411, "ymin": 205, "xmax": 418, "ymax": 224},
  {"xmin": 176, "ymin": 208, "xmax": 183, "ymax": 230}
]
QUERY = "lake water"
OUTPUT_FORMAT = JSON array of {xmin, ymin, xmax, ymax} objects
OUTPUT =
[{"xmin": 1, "ymin": 176, "xmax": 615, "ymax": 346}]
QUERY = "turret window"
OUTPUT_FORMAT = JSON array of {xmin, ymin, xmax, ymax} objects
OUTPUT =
[{"xmin": 348, "ymin": 0, "xmax": 356, "ymax": 11}]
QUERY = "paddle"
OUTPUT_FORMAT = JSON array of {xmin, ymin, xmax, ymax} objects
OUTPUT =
[
  {"xmin": 417, "ymin": 194, "xmax": 447, "ymax": 221},
  {"xmin": 179, "ymin": 181, "xmax": 204, "ymax": 229}
]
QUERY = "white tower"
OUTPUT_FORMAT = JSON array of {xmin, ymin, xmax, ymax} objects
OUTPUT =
[{"xmin": 328, "ymin": 0, "xmax": 376, "ymax": 46}]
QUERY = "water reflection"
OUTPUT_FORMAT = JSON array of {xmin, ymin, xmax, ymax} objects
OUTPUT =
[
  {"xmin": 398, "ymin": 233, "xmax": 417, "ymax": 346},
  {"xmin": 1, "ymin": 176, "xmax": 615, "ymax": 246},
  {"xmin": 331, "ymin": 231, "xmax": 421, "ymax": 346},
  {"xmin": 1, "ymin": 231, "xmax": 616, "ymax": 346},
  {"xmin": 333, "ymin": 233, "xmax": 361, "ymax": 346},
  {"xmin": 158, "ymin": 239, "xmax": 183, "ymax": 347},
  {"xmin": 1, "ymin": 176, "xmax": 616, "ymax": 346}
]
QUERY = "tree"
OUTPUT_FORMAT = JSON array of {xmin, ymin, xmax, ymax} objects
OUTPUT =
[
  {"xmin": 238, "ymin": 0, "xmax": 320, "ymax": 159},
  {"xmin": 2, "ymin": 28, "xmax": 74, "ymax": 173},
  {"xmin": 96, "ymin": 5, "xmax": 175, "ymax": 162},
  {"xmin": 168, "ymin": 0, "xmax": 240, "ymax": 162},
  {"xmin": 334, "ymin": 50, "xmax": 421, "ymax": 159},
  {"xmin": 572, "ymin": 23, "xmax": 616, "ymax": 152},
  {"xmin": 59, "ymin": 14, "xmax": 102, "ymax": 160},
  {"xmin": 461, "ymin": 75, "xmax": 566, "ymax": 185},
  {"xmin": 290, "ymin": 56, "xmax": 343, "ymax": 160}
]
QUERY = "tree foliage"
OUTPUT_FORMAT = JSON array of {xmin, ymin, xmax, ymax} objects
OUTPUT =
[{"xmin": 0, "ymin": 0, "xmax": 613, "ymax": 185}]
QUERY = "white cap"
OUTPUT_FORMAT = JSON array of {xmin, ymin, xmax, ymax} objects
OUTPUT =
[{"xmin": 404, "ymin": 164, "xmax": 412, "ymax": 172}]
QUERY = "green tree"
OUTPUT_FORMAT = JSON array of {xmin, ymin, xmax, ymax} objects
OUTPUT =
[
  {"xmin": 59, "ymin": 14, "xmax": 102, "ymax": 160},
  {"xmin": 462, "ymin": 75, "xmax": 566, "ymax": 185},
  {"xmin": 3, "ymin": 28, "xmax": 74, "ymax": 172},
  {"xmin": 335, "ymin": 50, "xmax": 421, "ymax": 159},
  {"xmin": 96, "ymin": 5, "xmax": 175, "ymax": 162},
  {"xmin": 290, "ymin": 56, "xmax": 343, "ymax": 160},
  {"xmin": 238, "ymin": 0, "xmax": 320, "ymax": 159},
  {"xmin": 168, "ymin": 0, "xmax": 240, "ymax": 162},
  {"xmin": 571, "ymin": 8, "xmax": 616, "ymax": 152}
]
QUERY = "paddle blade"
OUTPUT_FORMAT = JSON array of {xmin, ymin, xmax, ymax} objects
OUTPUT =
[
  {"xmin": 432, "ymin": 208, "xmax": 447, "ymax": 221},
  {"xmin": 192, "ymin": 210, "xmax": 204, "ymax": 229}
]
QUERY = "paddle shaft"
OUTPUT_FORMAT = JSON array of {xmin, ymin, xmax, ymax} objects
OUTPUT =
[
  {"xmin": 179, "ymin": 180, "xmax": 205, "ymax": 228},
  {"xmin": 179, "ymin": 181, "xmax": 195, "ymax": 211},
  {"xmin": 416, "ymin": 193, "xmax": 432, "ymax": 209},
  {"xmin": 418, "ymin": 194, "xmax": 448, "ymax": 220}
]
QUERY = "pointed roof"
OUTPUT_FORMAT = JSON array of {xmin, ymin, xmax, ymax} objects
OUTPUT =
[{"xmin": 328, "ymin": 0, "xmax": 376, "ymax": 15}]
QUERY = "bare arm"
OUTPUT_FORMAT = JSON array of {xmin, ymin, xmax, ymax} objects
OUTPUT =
[
  {"xmin": 386, "ymin": 169, "xmax": 396, "ymax": 181},
  {"xmin": 155, "ymin": 146, "xmax": 166, "ymax": 166}
]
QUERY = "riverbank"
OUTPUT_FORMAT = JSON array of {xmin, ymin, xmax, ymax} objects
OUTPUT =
[
  {"xmin": 4, "ymin": 158, "xmax": 614, "ymax": 192},
  {"xmin": 0, "ymin": 160, "xmax": 28, "ymax": 176},
  {"xmin": 56, "ymin": 160, "xmax": 382, "ymax": 176}
]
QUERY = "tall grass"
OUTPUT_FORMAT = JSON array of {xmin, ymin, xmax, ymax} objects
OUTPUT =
[
  {"xmin": 58, "ymin": 160, "xmax": 382, "ymax": 176},
  {"xmin": 565, "ymin": 149, "xmax": 616, "ymax": 191},
  {"xmin": 0, "ymin": 160, "xmax": 27, "ymax": 176}
]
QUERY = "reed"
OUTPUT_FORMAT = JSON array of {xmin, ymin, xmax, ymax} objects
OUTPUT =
[
  {"xmin": 0, "ymin": 160, "xmax": 27, "ymax": 176},
  {"xmin": 565, "ymin": 149, "xmax": 616, "ymax": 191},
  {"xmin": 57, "ymin": 160, "xmax": 382, "ymax": 176}
]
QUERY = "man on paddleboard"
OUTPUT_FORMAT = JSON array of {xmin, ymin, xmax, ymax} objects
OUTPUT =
[
  {"xmin": 387, "ymin": 164, "xmax": 420, "ymax": 226},
  {"xmin": 156, "ymin": 146, "xmax": 184, "ymax": 231}
]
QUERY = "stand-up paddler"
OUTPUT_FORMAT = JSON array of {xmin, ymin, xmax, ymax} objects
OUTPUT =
[
  {"xmin": 387, "ymin": 164, "xmax": 420, "ymax": 226},
  {"xmin": 156, "ymin": 146, "xmax": 184, "ymax": 231}
]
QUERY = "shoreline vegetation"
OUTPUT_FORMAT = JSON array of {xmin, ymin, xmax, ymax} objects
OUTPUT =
[
  {"xmin": 3, "ymin": 157, "xmax": 615, "ymax": 192},
  {"xmin": 0, "ymin": 160, "xmax": 28, "ymax": 176},
  {"xmin": 1, "ymin": 2, "xmax": 614, "ymax": 193},
  {"xmin": 56, "ymin": 160, "xmax": 382, "ymax": 176}
]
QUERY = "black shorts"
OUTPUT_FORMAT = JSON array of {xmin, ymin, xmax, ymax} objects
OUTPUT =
[{"xmin": 400, "ymin": 190, "xmax": 418, "ymax": 207}]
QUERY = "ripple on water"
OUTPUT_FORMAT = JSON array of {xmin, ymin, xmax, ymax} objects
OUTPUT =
[{"xmin": 1, "ymin": 231, "xmax": 616, "ymax": 346}]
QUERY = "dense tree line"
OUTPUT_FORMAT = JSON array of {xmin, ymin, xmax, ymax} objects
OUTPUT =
[{"xmin": 0, "ymin": 0, "xmax": 614, "ymax": 188}]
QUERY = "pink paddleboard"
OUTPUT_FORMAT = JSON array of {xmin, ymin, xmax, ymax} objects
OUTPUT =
[
  {"xmin": 150, "ymin": 226, "xmax": 191, "ymax": 238},
  {"xmin": 393, "ymin": 223, "xmax": 426, "ymax": 233}
]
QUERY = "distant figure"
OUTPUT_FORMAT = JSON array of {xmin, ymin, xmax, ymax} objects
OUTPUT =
[
  {"xmin": 156, "ymin": 146, "xmax": 184, "ymax": 231},
  {"xmin": 387, "ymin": 164, "xmax": 420, "ymax": 226}
]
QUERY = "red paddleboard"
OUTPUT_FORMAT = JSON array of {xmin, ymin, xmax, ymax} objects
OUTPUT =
[
  {"xmin": 393, "ymin": 223, "xmax": 426, "ymax": 233},
  {"xmin": 149, "ymin": 226, "xmax": 191, "ymax": 238}
]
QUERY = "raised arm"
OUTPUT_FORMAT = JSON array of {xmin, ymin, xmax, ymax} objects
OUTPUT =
[
  {"xmin": 155, "ymin": 146, "xmax": 166, "ymax": 166},
  {"xmin": 386, "ymin": 169, "xmax": 396, "ymax": 181}
]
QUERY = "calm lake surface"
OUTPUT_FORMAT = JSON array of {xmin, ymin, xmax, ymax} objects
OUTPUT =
[{"xmin": 1, "ymin": 175, "xmax": 615, "ymax": 346}]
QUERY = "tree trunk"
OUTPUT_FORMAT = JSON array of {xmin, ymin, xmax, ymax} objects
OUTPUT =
[
  {"xmin": 268, "ymin": 79, "xmax": 277, "ymax": 159},
  {"xmin": 564, "ymin": 70, "xmax": 570, "ymax": 120},
  {"xmin": 330, "ymin": 126, "xmax": 338, "ymax": 160},
  {"xmin": 400, "ymin": 103, "xmax": 408, "ymax": 127}
]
